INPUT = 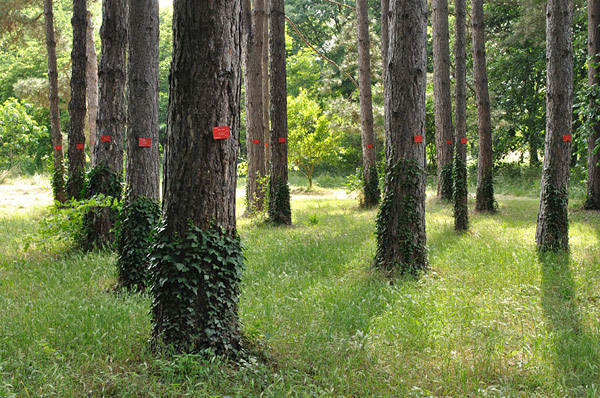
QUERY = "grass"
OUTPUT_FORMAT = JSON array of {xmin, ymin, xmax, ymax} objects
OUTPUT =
[{"xmin": 1, "ymin": 174, "xmax": 599, "ymax": 397}]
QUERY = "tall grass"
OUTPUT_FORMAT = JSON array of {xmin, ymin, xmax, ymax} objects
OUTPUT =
[{"xmin": 0, "ymin": 177, "xmax": 599, "ymax": 396}]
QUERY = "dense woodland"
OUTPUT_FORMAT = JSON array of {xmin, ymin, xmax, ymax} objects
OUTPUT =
[{"xmin": 1, "ymin": 0, "xmax": 600, "ymax": 396}]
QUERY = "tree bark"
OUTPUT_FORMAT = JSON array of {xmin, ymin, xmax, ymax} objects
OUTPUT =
[
  {"xmin": 374, "ymin": 0, "xmax": 428, "ymax": 274},
  {"xmin": 86, "ymin": 11, "xmax": 98, "ymax": 166},
  {"xmin": 536, "ymin": 0, "xmax": 573, "ymax": 251},
  {"xmin": 453, "ymin": 0, "xmax": 468, "ymax": 231},
  {"xmin": 96, "ymin": 0, "xmax": 127, "ymax": 177},
  {"xmin": 151, "ymin": 0, "xmax": 243, "ymax": 355},
  {"xmin": 586, "ymin": 0, "xmax": 600, "ymax": 209},
  {"xmin": 243, "ymin": 0, "xmax": 267, "ymax": 213},
  {"xmin": 380, "ymin": 0, "xmax": 389, "ymax": 85},
  {"xmin": 268, "ymin": 0, "xmax": 291, "ymax": 225},
  {"xmin": 262, "ymin": 1, "xmax": 271, "ymax": 173},
  {"xmin": 44, "ymin": 0, "xmax": 66, "ymax": 204},
  {"xmin": 433, "ymin": 0, "xmax": 454, "ymax": 201},
  {"xmin": 66, "ymin": 0, "xmax": 87, "ymax": 200},
  {"xmin": 356, "ymin": 0, "xmax": 379, "ymax": 207},
  {"xmin": 471, "ymin": 0, "xmax": 495, "ymax": 212}
]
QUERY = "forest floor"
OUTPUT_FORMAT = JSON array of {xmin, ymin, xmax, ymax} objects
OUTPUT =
[{"xmin": 1, "ymin": 175, "xmax": 599, "ymax": 397}]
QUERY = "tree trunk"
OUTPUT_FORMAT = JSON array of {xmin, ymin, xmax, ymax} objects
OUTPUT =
[
  {"xmin": 268, "ymin": 0, "xmax": 291, "ymax": 225},
  {"xmin": 536, "ymin": 0, "xmax": 573, "ymax": 251},
  {"xmin": 453, "ymin": 0, "xmax": 468, "ymax": 231},
  {"xmin": 262, "ymin": 1, "xmax": 271, "ymax": 173},
  {"xmin": 117, "ymin": 0, "xmax": 161, "ymax": 292},
  {"xmin": 433, "ymin": 0, "xmax": 454, "ymax": 201},
  {"xmin": 86, "ymin": 11, "xmax": 98, "ymax": 166},
  {"xmin": 381, "ymin": 0, "xmax": 389, "ymax": 84},
  {"xmin": 66, "ymin": 0, "xmax": 87, "ymax": 200},
  {"xmin": 356, "ymin": 0, "xmax": 379, "ymax": 207},
  {"xmin": 374, "ymin": 0, "xmax": 428, "ymax": 274},
  {"xmin": 471, "ymin": 0, "xmax": 495, "ymax": 212},
  {"xmin": 243, "ymin": 0, "xmax": 267, "ymax": 214},
  {"xmin": 150, "ymin": 0, "xmax": 243, "ymax": 356},
  {"xmin": 44, "ymin": 0, "xmax": 66, "ymax": 204},
  {"xmin": 585, "ymin": 0, "xmax": 600, "ymax": 209}
]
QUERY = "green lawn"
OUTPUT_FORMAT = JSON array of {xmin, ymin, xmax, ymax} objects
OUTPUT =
[{"xmin": 1, "ymin": 176, "xmax": 599, "ymax": 397}]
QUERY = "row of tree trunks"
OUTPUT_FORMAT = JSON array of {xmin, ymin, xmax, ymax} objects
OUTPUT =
[
  {"xmin": 432, "ymin": 0, "xmax": 454, "ymax": 201},
  {"xmin": 43, "ymin": 0, "xmax": 66, "ymax": 204},
  {"xmin": 66, "ymin": 0, "xmax": 87, "ymax": 200},
  {"xmin": 586, "ymin": 0, "xmax": 600, "ymax": 209}
]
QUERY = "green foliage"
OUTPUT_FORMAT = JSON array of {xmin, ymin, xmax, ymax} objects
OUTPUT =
[
  {"xmin": 51, "ymin": 159, "xmax": 66, "ymax": 202},
  {"xmin": 574, "ymin": 72, "xmax": 600, "ymax": 166},
  {"xmin": 477, "ymin": 171, "xmax": 497, "ymax": 212},
  {"xmin": 150, "ymin": 221, "xmax": 245, "ymax": 357},
  {"xmin": 374, "ymin": 159, "xmax": 428, "ymax": 275},
  {"xmin": 65, "ymin": 168, "xmax": 85, "ymax": 200},
  {"xmin": 0, "ymin": 98, "xmax": 50, "ymax": 172},
  {"xmin": 363, "ymin": 165, "xmax": 380, "ymax": 207},
  {"xmin": 440, "ymin": 163, "xmax": 454, "ymax": 201},
  {"xmin": 538, "ymin": 177, "xmax": 569, "ymax": 252},
  {"xmin": 82, "ymin": 163, "xmax": 123, "ymax": 200},
  {"xmin": 268, "ymin": 177, "xmax": 291, "ymax": 225},
  {"xmin": 116, "ymin": 195, "xmax": 161, "ymax": 292},
  {"xmin": 452, "ymin": 152, "xmax": 469, "ymax": 232}
]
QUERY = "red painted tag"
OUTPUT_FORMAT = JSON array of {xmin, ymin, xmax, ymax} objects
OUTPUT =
[
  {"xmin": 264, "ymin": 142, "xmax": 269, "ymax": 147},
  {"xmin": 461, "ymin": 138, "xmax": 468, "ymax": 144},
  {"xmin": 368, "ymin": 144, "xmax": 374, "ymax": 149},
  {"xmin": 76, "ymin": 144, "xmax": 84, "ymax": 150},
  {"xmin": 213, "ymin": 126, "xmax": 230, "ymax": 140},
  {"xmin": 414, "ymin": 135, "xmax": 423, "ymax": 143},
  {"xmin": 278, "ymin": 137, "xmax": 286, "ymax": 143},
  {"xmin": 139, "ymin": 138, "xmax": 152, "ymax": 147},
  {"xmin": 54, "ymin": 145, "xmax": 62, "ymax": 151},
  {"xmin": 252, "ymin": 139, "xmax": 260, "ymax": 144},
  {"xmin": 100, "ymin": 135, "xmax": 111, "ymax": 143},
  {"xmin": 446, "ymin": 140, "xmax": 452, "ymax": 145},
  {"xmin": 563, "ymin": 134, "xmax": 572, "ymax": 142}
]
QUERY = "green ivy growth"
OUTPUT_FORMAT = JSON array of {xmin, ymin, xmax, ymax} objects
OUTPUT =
[
  {"xmin": 363, "ymin": 165, "xmax": 380, "ymax": 208},
  {"xmin": 65, "ymin": 168, "xmax": 85, "ymax": 200},
  {"xmin": 52, "ymin": 162, "xmax": 66, "ymax": 203},
  {"xmin": 452, "ymin": 151, "xmax": 469, "ymax": 232},
  {"xmin": 116, "ymin": 195, "xmax": 161, "ymax": 292},
  {"xmin": 82, "ymin": 163, "xmax": 123, "ymax": 199},
  {"xmin": 538, "ymin": 177, "xmax": 569, "ymax": 252},
  {"xmin": 268, "ymin": 177, "xmax": 291, "ymax": 225},
  {"xmin": 374, "ymin": 158, "xmax": 428, "ymax": 275},
  {"xmin": 150, "ymin": 221, "xmax": 245, "ymax": 357},
  {"xmin": 477, "ymin": 171, "xmax": 496, "ymax": 212},
  {"xmin": 440, "ymin": 163, "xmax": 454, "ymax": 201}
]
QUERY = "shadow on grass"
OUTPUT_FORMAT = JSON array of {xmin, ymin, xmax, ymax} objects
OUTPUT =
[{"xmin": 540, "ymin": 252, "xmax": 600, "ymax": 394}]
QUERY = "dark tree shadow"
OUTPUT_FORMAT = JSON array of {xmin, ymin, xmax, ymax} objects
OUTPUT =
[{"xmin": 540, "ymin": 252, "xmax": 600, "ymax": 395}]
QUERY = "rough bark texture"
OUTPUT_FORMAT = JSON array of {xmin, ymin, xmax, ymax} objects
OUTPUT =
[
  {"xmin": 125, "ymin": 0, "xmax": 160, "ymax": 201},
  {"xmin": 471, "ymin": 0, "xmax": 495, "ymax": 212},
  {"xmin": 356, "ymin": 0, "xmax": 379, "ymax": 207},
  {"xmin": 151, "ymin": 0, "xmax": 243, "ymax": 355},
  {"xmin": 66, "ymin": 0, "xmax": 87, "ymax": 200},
  {"xmin": 86, "ymin": 11, "xmax": 98, "ymax": 166},
  {"xmin": 262, "ymin": 0, "xmax": 271, "ymax": 172},
  {"xmin": 44, "ymin": 0, "xmax": 66, "ymax": 204},
  {"xmin": 433, "ymin": 0, "xmax": 454, "ymax": 200},
  {"xmin": 243, "ymin": 0, "xmax": 267, "ymax": 213},
  {"xmin": 380, "ymin": 0, "xmax": 389, "ymax": 84},
  {"xmin": 453, "ymin": 0, "xmax": 468, "ymax": 231},
  {"xmin": 374, "ymin": 0, "xmax": 428, "ymax": 274},
  {"xmin": 536, "ymin": 0, "xmax": 573, "ymax": 251},
  {"xmin": 96, "ymin": 0, "xmax": 127, "ymax": 177},
  {"xmin": 586, "ymin": 0, "xmax": 600, "ymax": 209},
  {"xmin": 268, "ymin": 0, "xmax": 291, "ymax": 225}
]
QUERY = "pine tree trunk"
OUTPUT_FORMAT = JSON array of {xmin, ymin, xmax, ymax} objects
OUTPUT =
[
  {"xmin": 536, "ymin": 0, "xmax": 573, "ymax": 251},
  {"xmin": 86, "ymin": 11, "xmax": 98, "ymax": 166},
  {"xmin": 117, "ymin": 0, "xmax": 161, "ymax": 291},
  {"xmin": 453, "ymin": 0, "xmax": 468, "ymax": 231},
  {"xmin": 243, "ymin": 0, "xmax": 267, "ymax": 214},
  {"xmin": 44, "ymin": 0, "xmax": 66, "ymax": 204},
  {"xmin": 471, "ymin": 0, "xmax": 495, "ymax": 212},
  {"xmin": 586, "ymin": 0, "xmax": 600, "ymax": 209},
  {"xmin": 380, "ymin": 0, "xmax": 389, "ymax": 84},
  {"xmin": 66, "ymin": 0, "xmax": 87, "ymax": 200},
  {"xmin": 262, "ymin": 1, "xmax": 271, "ymax": 173},
  {"xmin": 268, "ymin": 0, "xmax": 291, "ymax": 225},
  {"xmin": 356, "ymin": 0, "xmax": 379, "ymax": 207},
  {"xmin": 433, "ymin": 0, "xmax": 454, "ymax": 201},
  {"xmin": 150, "ymin": 0, "xmax": 243, "ymax": 356},
  {"xmin": 374, "ymin": 0, "xmax": 428, "ymax": 274}
]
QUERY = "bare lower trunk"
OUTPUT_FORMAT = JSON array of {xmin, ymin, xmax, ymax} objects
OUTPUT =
[
  {"xmin": 375, "ymin": 0, "xmax": 428, "ymax": 274},
  {"xmin": 471, "ymin": 0, "xmax": 495, "ymax": 212},
  {"xmin": 586, "ymin": 0, "xmax": 600, "ymax": 209},
  {"xmin": 381, "ymin": 0, "xmax": 389, "ymax": 84},
  {"xmin": 262, "ymin": 1, "xmax": 271, "ymax": 172},
  {"xmin": 44, "ymin": 0, "xmax": 66, "ymax": 204},
  {"xmin": 86, "ymin": 11, "xmax": 98, "ymax": 166},
  {"xmin": 268, "ymin": 0, "xmax": 291, "ymax": 225},
  {"xmin": 433, "ymin": 0, "xmax": 454, "ymax": 200},
  {"xmin": 536, "ymin": 0, "xmax": 573, "ymax": 251},
  {"xmin": 66, "ymin": 0, "xmax": 87, "ymax": 200}
]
